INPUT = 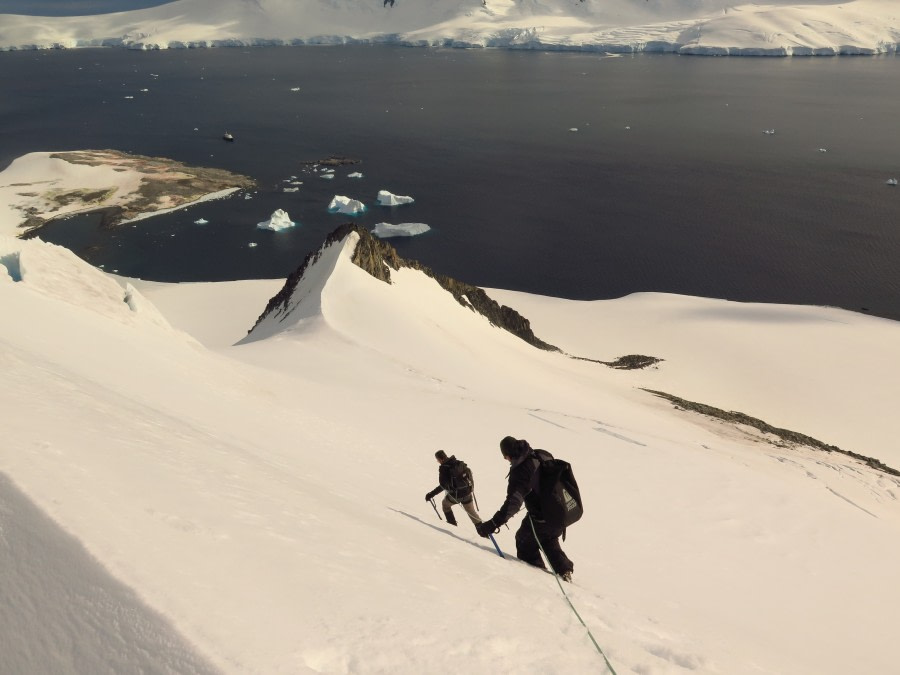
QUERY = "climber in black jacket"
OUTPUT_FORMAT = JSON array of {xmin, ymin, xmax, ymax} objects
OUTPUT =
[
  {"xmin": 425, "ymin": 450, "xmax": 482, "ymax": 528},
  {"xmin": 475, "ymin": 436, "xmax": 573, "ymax": 581}
]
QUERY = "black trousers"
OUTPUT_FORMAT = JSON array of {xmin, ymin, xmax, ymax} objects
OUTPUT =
[{"xmin": 515, "ymin": 516, "xmax": 573, "ymax": 575}]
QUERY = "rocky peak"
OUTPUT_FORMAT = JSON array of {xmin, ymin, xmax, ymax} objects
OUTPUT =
[{"xmin": 248, "ymin": 223, "xmax": 558, "ymax": 351}]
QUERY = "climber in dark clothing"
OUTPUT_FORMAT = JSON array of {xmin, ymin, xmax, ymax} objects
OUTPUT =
[
  {"xmin": 475, "ymin": 436, "xmax": 573, "ymax": 581},
  {"xmin": 425, "ymin": 450, "xmax": 482, "ymax": 527}
]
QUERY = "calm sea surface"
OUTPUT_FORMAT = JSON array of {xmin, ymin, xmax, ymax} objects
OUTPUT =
[{"xmin": 1, "ymin": 46, "xmax": 898, "ymax": 319}]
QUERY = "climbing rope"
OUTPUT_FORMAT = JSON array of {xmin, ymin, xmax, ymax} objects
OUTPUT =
[{"xmin": 528, "ymin": 516, "xmax": 618, "ymax": 675}]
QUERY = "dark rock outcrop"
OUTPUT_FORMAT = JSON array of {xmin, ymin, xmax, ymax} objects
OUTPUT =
[
  {"xmin": 644, "ymin": 388, "xmax": 900, "ymax": 477},
  {"xmin": 248, "ymin": 223, "xmax": 558, "ymax": 351}
]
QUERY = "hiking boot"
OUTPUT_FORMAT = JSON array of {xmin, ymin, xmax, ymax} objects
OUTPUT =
[{"xmin": 561, "ymin": 571, "xmax": 573, "ymax": 583}]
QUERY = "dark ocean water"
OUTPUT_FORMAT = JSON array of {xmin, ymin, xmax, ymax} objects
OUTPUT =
[{"xmin": 1, "ymin": 46, "xmax": 898, "ymax": 319}]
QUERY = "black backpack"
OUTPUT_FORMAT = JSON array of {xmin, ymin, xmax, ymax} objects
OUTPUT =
[
  {"xmin": 447, "ymin": 457, "xmax": 475, "ymax": 496},
  {"xmin": 536, "ymin": 454, "xmax": 583, "ymax": 529},
  {"xmin": 446, "ymin": 458, "xmax": 473, "ymax": 494}
]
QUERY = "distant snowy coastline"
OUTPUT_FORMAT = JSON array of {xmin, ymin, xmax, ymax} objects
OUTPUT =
[
  {"xmin": 3, "ymin": 35, "xmax": 896, "ymax": 58},
  {"xmin": 0, "ymin": 0, "xmax": 897, "ymax": 57}
]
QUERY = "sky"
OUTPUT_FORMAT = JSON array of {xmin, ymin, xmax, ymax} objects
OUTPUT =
[
  {"xmin": 0, "ymin": 0, "xmax": 898, "ymax": 55},
  {"xmin": 2, "ymin": 152, "xmax": 900, "ymax": 674}
]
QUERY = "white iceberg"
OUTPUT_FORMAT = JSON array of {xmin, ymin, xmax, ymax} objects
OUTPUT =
[
  {"xmin": 348, "ymin": 172, "xmax": 364, "ymax": 179},
  {"xmin": 320, "ymin": 174, "xmax": 335, "ymax": 180},
  {"xmin": 372, "ymin": 222, "xmax": 431, "ymax": 238},
  {"xmin": 194, "ymin": 218, "xmax": 209, "ymax": 225},
  {"xmin": 887, "ymin": 178, "xmax": 898, "ymax": 186},
  {"xmin": 328, "ymin": 195, "xmax": 366, "ymax": 216},
  {"xmin": 377, "ymin": 190, "xmax": 414, "ymax": 206},
  {"xmin": 256, "ymin": 209, "xmax": 297, "ymax": 231}
]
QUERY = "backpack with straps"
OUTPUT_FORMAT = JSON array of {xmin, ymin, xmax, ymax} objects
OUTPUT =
[
  {"xmin": 536, "ymin": 454, "xmax": 583, "ymax": 529},
  {"xmin": 446, "ymin": 457, "xmax": 473, "ymax": 495}
]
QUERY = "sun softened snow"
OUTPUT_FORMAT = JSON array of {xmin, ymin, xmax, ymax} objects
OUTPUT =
[{"xmin": 3, "ymin": 225, "xmax": 900, "ymax": 674}]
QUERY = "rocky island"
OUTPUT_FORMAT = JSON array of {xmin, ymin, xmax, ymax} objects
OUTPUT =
[{"xmin": 0, "ymin": 149, "xmax": 255, "ymax": 237}]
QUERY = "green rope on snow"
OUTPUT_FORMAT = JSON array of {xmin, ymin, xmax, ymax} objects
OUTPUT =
[{"xmin": 528, "ymin": 516, "xmax": 618, "ymax": 675}]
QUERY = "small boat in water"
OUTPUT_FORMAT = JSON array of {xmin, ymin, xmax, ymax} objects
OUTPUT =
[{"xmin": 223, "ymin": 132, "xmax": 234, "ymax": 142}]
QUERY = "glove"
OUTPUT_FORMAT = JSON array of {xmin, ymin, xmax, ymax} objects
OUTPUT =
[
  {"xmin": 475, "ymin": 519, "xmax": 497, "ymax": 538},
  {"xmin": 425, "ymin": 489, "xmax": 439, "ymax": 501}
]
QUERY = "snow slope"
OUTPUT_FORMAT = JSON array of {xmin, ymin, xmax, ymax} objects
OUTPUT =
[
  {"xmin": 2, "ymin": 228, "xmax": 900, "ymax": 674},
  {"xmin": 0, "ymin": 0, "xmax": 898, "ymax": 55}
]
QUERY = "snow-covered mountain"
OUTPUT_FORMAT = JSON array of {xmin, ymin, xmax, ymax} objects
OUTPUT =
[
  {"xmin": 1, "ymin": 0, "xmax": 898, "ymax": 56},
  {"xmin": 3, "ymin": 225, "xmax": 900, "ymax": 674}
]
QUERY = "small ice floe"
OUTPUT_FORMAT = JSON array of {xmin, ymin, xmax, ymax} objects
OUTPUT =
[
  {"xmin": 283, "ymin": 187, "xmax": 299, "ymax": 192},
  {"xmin": 625, "ymin": 126, "xmax": 631, "ymax": 130},
  {"xmin": 372, "ymin": 222, "xmax": 431, "ymax": 238},
  {"xmin": 320, "ymin": 173, "xmax": 335, "ymax": 180},
  {"xmin": 328, "ymin": 195, "xmax": 366, "ymax": 215},
  {"xmin": 348, "ymin": 172, "xmax": 364, "ymax": 179},
  {"xmin": 818, "ymin": 148, "xmax": 827, "ymax": 153},
  {"xmin": 248, "ymin": 242, "xmax": 258, "ymax": 248},
  {"xmin": 257, "ymin": 209, "xmax": 297, "ymax": 231},
  {"xmin": 244, "ymin": 193, "xmax": 253, "ymax": 200},
  {"xmin": 763, "ymin": 129, "xmax": 776, "ymax": 135},
  {"xmin": 887, "ymin": 178, "xmax": 898, "ymax": 186},
  {"xmin": 140, "ymin": 88, "xmax": 149, "ymax": 92},
  {"xmin": 569, "ymin": 128, "xmax": 578, "ymax": 132},
  {"xmin": 376, "ymin": 190, "xmax": 414, "ymax": 206},
  {"xmin": 194, "ymin": 218, "xmax": 209, "ymax": 225},
  {"xmin": 290, "ymin": 87, "xmax": 300, "ymax": 91},
  {"xmin": 124, "ymin": 95, "xmax": 134, "ymax": 99}
]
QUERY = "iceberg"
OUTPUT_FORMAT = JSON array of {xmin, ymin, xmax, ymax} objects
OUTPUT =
[
  {"xmin": 377, "ymin": 190, "xmax": 414, "ymax": 206},
  {"xmin": 194, "ymin": 218, "xmax": 208, "ymax": 225},
  {"xmin": 372, "ymin": 222, "xmax": 431, "ymax": 238},
  {"xmin": 256, "ymin": 209, "xmax": 297, "ymax": 231},
  {"xmin": 328, "ymin": 195, "xmax": 366, "ymax": 216},
  {"xmin": 348, "ymin": 172, "xmax": 364, "ymax": 179}
]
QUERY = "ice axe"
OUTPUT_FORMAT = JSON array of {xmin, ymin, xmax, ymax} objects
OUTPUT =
[{"xmin": 429, "ymin": 498, "xmax": 442, "ymax": 521}]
